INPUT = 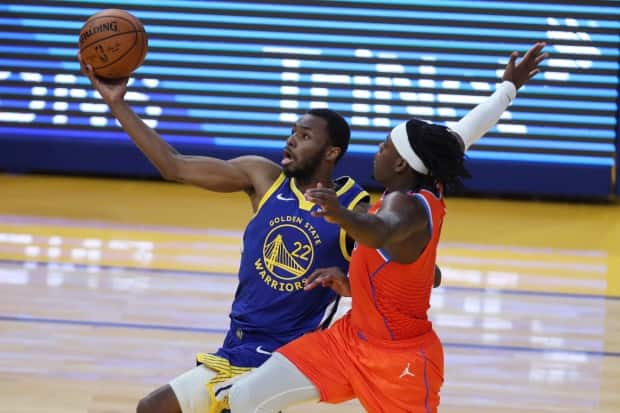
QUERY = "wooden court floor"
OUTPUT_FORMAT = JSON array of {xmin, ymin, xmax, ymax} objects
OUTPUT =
[{"xmin": 0, "ymin": 174, "xmax": 619, "ymax": 413}]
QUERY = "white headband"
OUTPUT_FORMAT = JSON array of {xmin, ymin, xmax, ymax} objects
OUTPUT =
[{"xmin": 390, "ymin": 121, "xmax": 429, "ymax": 175}]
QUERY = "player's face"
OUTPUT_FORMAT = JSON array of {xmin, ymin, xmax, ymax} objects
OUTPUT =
[
  {"xmin": 373, "ymin": 135, "xmax": 399, "ymax": 184},
  {"xmin": 282, "ymin": 114, "xmax": 331, "ymax": 179}
]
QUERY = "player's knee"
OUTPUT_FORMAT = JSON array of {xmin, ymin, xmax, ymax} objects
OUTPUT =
[
  {"xmin": 433, "ymin": 264, "xmax": 442, "ymax": 288},
  {"xmin": 228, "ymin": 381, "xmax": 252, "ymax": 412},
  {"xmin": 135, "ymin": 385, "xmax": 179, "ymax": 413},
  {"xmin": 136, "ymin": 395, "xmax": 154, "ymax": 413},
  {"xmin": 229, "ymin": 379, "xmax": 272, "ymax": 413}
]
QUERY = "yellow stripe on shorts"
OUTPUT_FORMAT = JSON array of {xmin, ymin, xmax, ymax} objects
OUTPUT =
[{"xmin": 196, "ymin": 353, "xmax": 253, "ymax": 413}]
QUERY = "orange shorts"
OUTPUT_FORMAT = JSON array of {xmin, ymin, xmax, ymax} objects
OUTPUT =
[{"xmin": 278, "ymin": 313, "xmax": 444, "ymax": 413}]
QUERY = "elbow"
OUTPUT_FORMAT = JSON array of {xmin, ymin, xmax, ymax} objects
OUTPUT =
[
  {"xmin": 159, "ymin": 156, "xmax": 182, "ymax": 182},
  {"xmin": 160, "ymin": 170, "xmax": 178, "ymax": 182},
  {"xmin": 159, "ymin": 165, "xmax": 182, "ymax": 182}
]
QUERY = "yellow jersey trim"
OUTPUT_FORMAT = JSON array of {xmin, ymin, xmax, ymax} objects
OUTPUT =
[
  {"xmin": 339, "ymin": 189, "xmax": 370, "ymax": 262},
  {"xmin": 254, "ymin": 172, "xmax": 286, "ymax": 215},
  {"xmin": 335, "ymin": 177, "xmax": 355, "ymax": 196},
  {"xmin": 289, "ymin": 178, "xmax": 315, "ymax": 211}
]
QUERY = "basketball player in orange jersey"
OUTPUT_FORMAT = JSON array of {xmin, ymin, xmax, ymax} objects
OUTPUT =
[{"xmin": 228, "ymin": 42, "xmax": 548, "ymax": 413}]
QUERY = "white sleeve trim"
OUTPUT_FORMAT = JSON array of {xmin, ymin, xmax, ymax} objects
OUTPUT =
[{"xmin": 450, "ymin": 80, "xmax": 517, "ymax": 150}]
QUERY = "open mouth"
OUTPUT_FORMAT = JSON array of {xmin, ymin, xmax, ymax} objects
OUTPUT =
[{"xmin": 282, "ymin": 148, "xmax": 295, "ymax": 166}]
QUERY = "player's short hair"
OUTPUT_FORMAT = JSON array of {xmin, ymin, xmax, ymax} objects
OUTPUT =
[{"xmin": 307, "ymin": 108, "xmax": 350, "ymax": 162}]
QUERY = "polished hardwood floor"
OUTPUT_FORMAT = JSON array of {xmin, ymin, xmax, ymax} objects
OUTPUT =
[{"xmin": 0, "ymin": 174, "xmax": 619, "ymax": 413}]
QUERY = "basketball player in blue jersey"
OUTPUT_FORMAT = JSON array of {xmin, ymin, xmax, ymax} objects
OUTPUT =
[{"xmin": 79, "ymin": 53, "xmax": 374, "ymax": 413}]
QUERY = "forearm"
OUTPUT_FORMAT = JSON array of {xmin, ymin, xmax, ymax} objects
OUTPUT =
[
  {"xmin": 334, "ymin": 208, "xmax": 390, "ymax": 249},
  {"xmin": 108, "ymin": 100, "xmax": 180, "ymax": 179},
  {"xmin": 451, "ymin": 80, "xmax": 517, "ymax": 150}
]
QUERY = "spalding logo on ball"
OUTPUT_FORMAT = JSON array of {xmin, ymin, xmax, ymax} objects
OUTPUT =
[{"xmin": 79, "ymin": 9, "xmax": 148, "ymax": 79}]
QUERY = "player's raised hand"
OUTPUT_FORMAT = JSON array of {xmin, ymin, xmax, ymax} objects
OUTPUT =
[
  {"xmin": 78, "ymin": 52, "xmax": 128, "ymax": 105},
  {"xmin": 305, "ymin": 182, "xmax": 344, "ymax": 223},
  {"xmin": 502, "ymin": 41, "xmax": 548, "ymax": 89},
  {"xmin": 304, "ymin": 267, "xmax": 351, "ymax": 297}
]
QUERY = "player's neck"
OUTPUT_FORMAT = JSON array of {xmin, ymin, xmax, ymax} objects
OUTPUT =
[
  {"xmin": 384, "ymin": 175, "xmax": 418, "ymax": 194},
  {"xmin": 293, "ymin": 173, "xmax": 333, "ymax": 193}
]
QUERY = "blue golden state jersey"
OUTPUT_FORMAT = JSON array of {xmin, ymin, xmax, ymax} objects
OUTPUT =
[{"xmin": 214, "ymin": 173, "xmax": 369, "ymax": 367}]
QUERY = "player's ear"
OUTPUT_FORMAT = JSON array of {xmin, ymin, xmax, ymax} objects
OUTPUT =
[
  {"xmin": 394, "ymin": 156, "xmax": 408, "ymax": 173},
  {"xmin": 325, "ymin": 146, "xmax": 341, "ymax": 162}
]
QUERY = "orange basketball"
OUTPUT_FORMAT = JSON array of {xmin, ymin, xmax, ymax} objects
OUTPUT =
[{"xmin": 78, "ymin": 9, "xmax": 148, "ymax": 79}]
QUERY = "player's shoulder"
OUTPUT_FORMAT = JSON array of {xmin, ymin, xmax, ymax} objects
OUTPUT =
[
  {"xmin": 334, "ymin": 176, "xmax": 370, "ymax": 206},
  {"xmin": 232, "ymin": 156, "xmax": 283, "ymax": 190},
  {"xmin": 381, "ymin": 190, "xmax": 427, "ymax": 217},
  {"xmin": 231, "ymin": 155, "xmax": 281, "ymax": 178},
  {"xmin": 231, "ymin": 156, "xmax": 284, "ymax": 210},
  {"xmin": 333, "ymin": 175, "xmax": 367, "ymax": 193}
]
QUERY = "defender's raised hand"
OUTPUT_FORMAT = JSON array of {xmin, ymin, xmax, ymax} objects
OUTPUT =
[
  {"xmin": 305, "ymin": 182, "xmax": 345, "ymax": 223},
  {"xmin": 502, "ymin": 41, "xmax": 548, "ymax": 89}
]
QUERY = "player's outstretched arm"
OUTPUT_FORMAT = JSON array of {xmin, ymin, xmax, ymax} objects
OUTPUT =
[
  {"xmin": 305, "ymin": 186, "xmax": 427, "ymax": 251},
  {"xmin": 78, "ymin": 54, "xmax": 281, "ymax": 203},
  {"xmin": 451, "ymin": 41, "xmax": 548, "ymax": 150}
]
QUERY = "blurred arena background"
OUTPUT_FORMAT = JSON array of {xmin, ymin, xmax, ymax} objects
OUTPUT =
[{"xmin": 0, "ymin": 1, "xmax": 619, "ymax": 412}]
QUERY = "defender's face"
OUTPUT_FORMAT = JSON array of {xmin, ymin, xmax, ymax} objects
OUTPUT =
[
  {"xmin": 282, "ymin": 114, "xmax": 331, "ymax": 179},
  {"xmin": 373, "ymin": 135, "xmax": 400, "ymax": 184}
]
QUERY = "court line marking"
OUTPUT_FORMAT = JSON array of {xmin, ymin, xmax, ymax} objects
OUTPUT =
[
  {"xmin": 0, "ymin": 214, "xmax": 244, "ymax": 237},
  {"xmin": 1, "ymin": 315, "xmax": 618, "ymax": 358},
  {"xmin": 0, "ymin": 214, "xmax": 608, "ymax": 258},
  {"xmin": 1, "ymin": 258, "xmax": 618, "ymax": 300}
]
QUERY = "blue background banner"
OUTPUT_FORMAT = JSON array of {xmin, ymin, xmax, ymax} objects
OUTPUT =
[{"xmin": 1, "ymin": 0, "xmax": 618, "ymax": 197}]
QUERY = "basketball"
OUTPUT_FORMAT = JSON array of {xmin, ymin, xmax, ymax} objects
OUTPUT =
[{"xmin": 78, "ymin": 9, "xmax": 148, "ymax": 79}]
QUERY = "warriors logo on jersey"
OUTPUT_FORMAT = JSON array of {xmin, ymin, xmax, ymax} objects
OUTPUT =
[{"xmin": 254, "ymin": 213, "xmax": 325, "ymax": 291}]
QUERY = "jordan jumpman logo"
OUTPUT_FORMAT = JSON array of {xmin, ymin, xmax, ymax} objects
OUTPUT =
[{"xmin": 399, "ymin": 362, "xmax": 415, "ymax": 378}]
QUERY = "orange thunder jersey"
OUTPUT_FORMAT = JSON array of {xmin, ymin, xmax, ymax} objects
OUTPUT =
[{"xmin": 349, "ymin": 188, "xmax": 445, "ymax": 341}]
